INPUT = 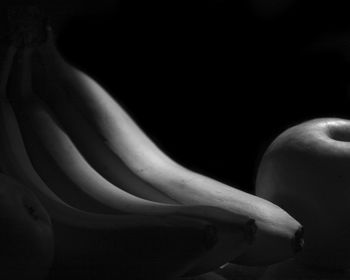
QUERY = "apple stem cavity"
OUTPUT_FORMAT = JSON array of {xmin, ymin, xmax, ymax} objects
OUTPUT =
[{"xmin": 327, "ymin": 124, "xmax": 350, "ymax": 143}]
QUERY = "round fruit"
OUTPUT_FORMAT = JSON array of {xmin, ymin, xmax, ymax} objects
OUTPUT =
[{"xmin": 256, "ymin": 118, "xmax": 350, "ymax": 270}]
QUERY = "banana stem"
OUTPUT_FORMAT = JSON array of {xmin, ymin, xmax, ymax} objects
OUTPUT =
[
  {"xmin": 7, "ymin": 5, "xmax": 48, "ymax": 48},
  {"xmin": 0, "ymin": 46, "xmax": 17, "ymax": 99}
]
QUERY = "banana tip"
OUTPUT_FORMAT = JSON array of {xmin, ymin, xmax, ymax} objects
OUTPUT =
[{"xmin": 293, "ymin": 226, "xmax": 304, "ymax": 253}]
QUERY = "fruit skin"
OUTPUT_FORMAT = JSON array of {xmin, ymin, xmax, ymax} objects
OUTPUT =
[
  {"xmin": 0, "ymin": 173, "xmax": 54, "ymax": 280},
  {"xmin": 36, "ymin": 26, "xmax": 303, "ymax": 266},
  {"xmin": 256, "ymin": 117, "xmax": 350, "ymax": 270},
  {"xmin": 2, "ymin": 45, "xmax": 255, "ymax": 277},
  {"xmin": 30, "ymin": 49, "xmax": 177, "ymax": 204}
]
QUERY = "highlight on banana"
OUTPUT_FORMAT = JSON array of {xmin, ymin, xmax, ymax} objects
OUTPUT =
[{"xmin": 0, "ymin": 5, "xmax": 307, "ymax": 280}]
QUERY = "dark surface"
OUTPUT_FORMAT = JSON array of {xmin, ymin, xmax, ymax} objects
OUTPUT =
[{"xmin": 2, "ymin": 0, "xmax": 350, "ymax": 193}]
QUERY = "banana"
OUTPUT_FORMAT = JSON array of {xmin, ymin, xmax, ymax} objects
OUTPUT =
[
  {"xmin": 0, "ymin": 44, "xmax": 221, "ymax": 280},
  {"xmin": 36, "ymin": 26, "xmax": 304, "ymax": 265},
  {"xmin": 6, "ymin": 46, "xmax": 256, "ymax": 275},
  {"xmin": 30, "ymin": 52, "xmax": 176, "ymax": 204}
]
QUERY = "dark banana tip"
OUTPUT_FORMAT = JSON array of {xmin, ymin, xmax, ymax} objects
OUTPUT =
[
  {"xmin": 244, "ymin": 219, "xmax": 257, "ymax": 244},
  {"xmin": 293, "ymin": 226, "xmax": 304, "ymax": 253},
  {"xmin": 205, "ymin": 225, "xmax": 218, "ymax": 250}
]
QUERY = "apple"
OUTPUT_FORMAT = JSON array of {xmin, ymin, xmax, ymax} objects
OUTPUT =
[
  {"xmin": 255, "ymin": 117, "xmax": 350, "ymax": 270},
  {"xmin": 0, "ymin": 173, "xmax": 54, "ymax": 279}
]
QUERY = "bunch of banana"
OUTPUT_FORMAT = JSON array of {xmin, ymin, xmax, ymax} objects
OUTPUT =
[
  {"xmin": 0, "ymin": 40, "xmax": 255, "ymax": 279},
  {"xmin": 0, "ymin": 6, "xmax": 304, "ymax": 278},
  {"xmin": 34, "ymin": 26, "xmax": 304, "ymax": 264},
  {"xmin": 0, "ymin": 43, "xmax": 256, "ymax": 279}
]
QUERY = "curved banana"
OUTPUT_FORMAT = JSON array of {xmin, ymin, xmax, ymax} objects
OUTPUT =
[
  {"xmin": 6, "ymin": 46, "xmax": 256, "ymax": 275},
  {"xmin": 31, "ymin": 54, "xmax": 176, "ymax": 204},
  {"xmin": 37, "ymin": 26, "xmax": 304, "ymax": 265}
]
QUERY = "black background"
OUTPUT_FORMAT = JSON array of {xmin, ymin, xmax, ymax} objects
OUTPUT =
[{"xmin": 3, "ymin": 0, "xmax": 350, "ymax": 193}]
